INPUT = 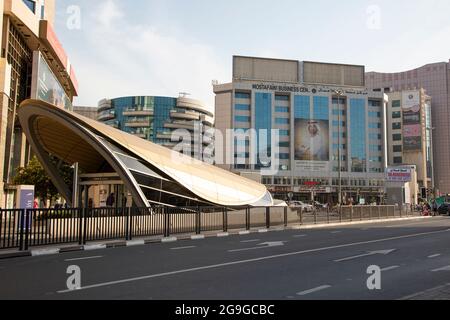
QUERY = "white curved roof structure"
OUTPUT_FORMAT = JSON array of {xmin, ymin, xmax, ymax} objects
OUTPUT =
[{"xmin": 18, "ymin": 99, "xmax": 274, "ymax": 208}]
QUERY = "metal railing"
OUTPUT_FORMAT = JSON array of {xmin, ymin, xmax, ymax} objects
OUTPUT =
[{"xmin": 0, "ymin": 205, "xmax": 421, "ymax": 251}]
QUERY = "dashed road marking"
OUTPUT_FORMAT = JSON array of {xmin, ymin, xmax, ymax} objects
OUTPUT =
[
  {"xmin": 297, "ymin": 285, "xmax": 331, "ymax": 296},
  {"xmin": 65, "ymin": 256, "xmax": 103, "ymax": 262},
  {"xmin": 170, "ymin": 246, "xmax": 196, "ymax": 251}
]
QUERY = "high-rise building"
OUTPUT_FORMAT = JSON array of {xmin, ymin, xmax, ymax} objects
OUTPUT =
[
  {"xmin": 97, "ymin": 95, "xmax": 214, "ymax": 157},
  {"xmin": 0, "ymin": 0, "xmax": 78, "ymax": 207},
  {"xmin": 366, "ymin": 60, "xmax": 450, "ymax": 194},
  {"xmin": 214, "ymin": 56, "xmax": 388, "ymax": 205},
  {"xmin": 385, "ymin": 89, "xmax": 433, "ymax": 194}
]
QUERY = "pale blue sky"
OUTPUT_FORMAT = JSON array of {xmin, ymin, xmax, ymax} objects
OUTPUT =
[{"xmin": 55, "ymin": 0, "xmax": 450, "ymax": 108}]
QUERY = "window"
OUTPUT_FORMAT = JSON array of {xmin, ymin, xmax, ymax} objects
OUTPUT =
[
  {"xmin": 332, "ymin": 109, "xmax": 346, "ymax": 116},
  {"xmin": 22, "ymin": 0, "xmax": 36, "ymax": 13},
  {"xmin": 369, "ymin": 111, "xmax": 381, "ymax": 118},
  {"xmin": 275, "ymin": 95, "xmax": 289, "ymax": 101},
  {"xmin": 279, "ymin": 130, "xmax": 290, "ymax": 136},
  {"xmin": 393, "ymin": 157, "xmax": 403, "ymax": 164},
  {"xmin": 369, "ymin": 100, "xmax": 381, "ymax": 107},
  {"xmin": 393, "ymin": 145, "xmax": 402, "ymax": 152},
  {"xmin": 333, "ymin": 121, "xmax": 346, "ymax": 127},
  {"xmin": 235, "ymin": 104, "xmax": 250, "ymax": 111},
  {"xmin": 332, "ymin": 98, "xmax": 346, "ymax": 105},
  {"xmin": 369, "ymin": 133, "xmax": 381, "ymax": 140},
  {"xmin": 370, "ymin": 145, "xmax": 382, "ymax": 152},
  {"xmin": 275, "ymin": 118, "xmax": 289, "ymax": 125},
  {"xmin": 392, "ymin": 100, "xmax": 401, "ymax": 108},
  {"xmin": 392, "ymin": 111, "xmax": 401, "ymax": 119},
  {"xmin": 277, "ymin": 153, "xmax": 290, "ymax": 160},
  {"xmin": 392, "ymin": 122, "xmax": 402, "ymax": 130},
  {"xmin": 333, "ymin": 132, "xmax": 346, "ymax": 138},
  {"xmin": 235, "ymin": 92, "xmax": 250, "ymax": 99},
  {"xmin": 275, "ymin": 106, "xmax": 289, "ymax": 113},
  {"xmin": 369, "ymin": 123, "xmax": 381, "ymax": 129},
  {"xmin": 235, "ymin": 116, "xmax": 250, "ymax": 123},
  {"xmin": 279, "ymin": 142, "xmax": 290, "ymax": 148},
  {"xmin": 393, "ymin": 134, "xmax": 402, "ymax": 141}
]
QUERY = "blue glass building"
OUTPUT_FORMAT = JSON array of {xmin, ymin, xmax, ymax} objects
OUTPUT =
[{"xmin": 97, "ymin": 96, "xmax": 213, "ymax": 155}]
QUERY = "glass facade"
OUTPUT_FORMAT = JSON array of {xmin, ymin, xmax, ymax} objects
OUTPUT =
[
  {"xmin": 350, "ymin": 99, "xmax": 367, "ymax": 172},
  {"xmin": 255, "ymin": 93, "xmax": 272, "ymax": 167},
  {"xmin": 294, "ymin": 96, "xmax": 310, "ymax": 119}
]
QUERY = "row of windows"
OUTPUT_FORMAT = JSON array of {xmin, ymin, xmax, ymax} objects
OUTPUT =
[
  {"xmin": 235, "ymin": 116, "xmax": 250, "ymax": 123},
  {"xmin": 392, "ymin": 111, "xmax": 401, "ymax": 119},
  {"xmin": 235, "ymin": 104, "xmax": 250, "ymax": 111},
  {"xmin": 275, "ymin": 118, "xmax": 289, "ymax": 125},
  {"xmin": 392, "ymin": 122, "xmax": 402, "ymax": 130},
  {"xmin": 393, "ymin": 145, "xmax": 402, "ymax": 152},
  {"xmin": 369, "ymin": 111, "xmax": 381, "ymax": 118},
  {"xmin": 369, "ymin": 123, "xmax": 381, "ymax": 129},
  {"xmin": 368, "ymin": 100, "xmax": 381, "ymax": 107},
  {"xmin": 393, "ymin": 134, "xmax": 402, "ymax": 141},
  {"xmin": 369, "ymin": 133, "xmax": 382, "ymax": 140},
  {"xmin": 235, "ymin": 92, "xmax": 290, "ymax": 101},
  {"xmin": 275, "ymin": 106, "xmax": 290, "ymax": 113},
  {"xmin": 332, "ymin": 121, "xmax": 346, "ymax": 127},
  {"xmin": 392, "ymin": 100, "xmax": 401, "ymax": 108},
  {"xmin": 369, "ymin": 145, "xmax": 382, "ymax": 152}
]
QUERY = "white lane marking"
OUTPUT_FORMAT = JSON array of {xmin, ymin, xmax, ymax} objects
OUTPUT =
[
  {"xmin": 297, "ymin": 285, "xmax": 331, "ymax": 296},
  {"xmin": 229, "ymin": 241, "xmax": 286, "ymax": 253},
  {"xmin": 331, "ymin": 231, "xmax": 342, "ymax": 234},
  {"xmin": 191, "ymin": 235, "xmax": 205, "ymax": 240},
  {"xmin": 57, "ymin": 228, "xmax": 450, "ymax": 294},
  {"xmin": 258, "ymin": 229, "xmax": 269, "ymax": 233},
  {"xmin": 31, "ymin": 248, "xmax": 60, "ymax": 256},
  {"xmin": 170, "ymin": 246, "xmax": 196, "ymax": 251},
  {"xmin": 240, "ymin": 239, "xmax": 260, "ymax": 243},
  {"xmin": 431, "ymin": 265, "xmax": 450, "ymax": 272},
  {"xmin": 239, "ymin": 231, "xmax": 251, "ymax": 235},
  {"xmin": 428, "ymin": 254, "xmax": 441, "ymax": 258},
  {"xmin": 334, "ymin": 249, "xmax": 396, "ymax": 262},
  {"xmin": 386, "ymin": 219, "xmax": 438, "ymax": 228},
  {"xmin": 65, "ymin": 256, "xmax": 103, "ymax": 262},
  {"xmin": 293, "ymin": 234, "xmax": 307, "ymax": 238},
  {"xmin": 381, "ymin": 265, "xmax": 400, "ymax": 272},
  {"xmin": 399, "ymin": 283, "xmax": 450, "ymax": 300}
]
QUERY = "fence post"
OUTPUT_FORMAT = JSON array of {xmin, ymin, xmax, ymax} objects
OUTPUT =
[
  {"xmin": 314, "ymin": 208, "xmax": 317, "ymax": 225},
  {"xmin": 82, "ymin": 207, "xmax": 88, "ymax": 245},
  {"xmin": 300, "ymin": 208, "xmax": 303, "ymax": 225},
  {"xmin": 78, "ymin": 208, "xmax": 83, "ymax": 245},
  {"xmin": 284, "ymin": 207, "xmax": 288, "ymax": 227},
  {"xmin": 266, "ymin": 207, "xmax": 270, "ymax": 229},
  {"xmin": 339, "ymin": 206, "xmax": 342, "ymax": 223},
  {"xmin": 196, "ymin": 207, "xmax": 201, "ymax": 235},
  {"xmin": 18, "ymin": 209, "xmax": 25, "ymax": 251},
  {"xmin": 245, "ymin": 207, "xmax": 250, "ymax": 231},
  {"xmin": 126, "ymin": 207, "xmax": 133, "ymax": 241},
  {"xmin": 164, "ymin": 207, "xmax": 170, "ymax": 238},
  {"xmin": 327, "ymin": 206, "xmax": 330, "ymax": 224},
  {"xmin": 24, "ymin": 209, "xmax": 30, "ymax": 251},
  {"xmin": 223, "ymin": 208, "xmax": 228, "ymax": 232}
]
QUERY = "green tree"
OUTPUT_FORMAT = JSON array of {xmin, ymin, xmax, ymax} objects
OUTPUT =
[{"xmin": 13, "ymin": 156, "xmax": 73, "ymax": 205}]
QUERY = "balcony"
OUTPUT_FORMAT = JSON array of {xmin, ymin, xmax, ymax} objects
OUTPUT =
[
  {"xmin": 98, "ymin": 111, "xmax": 116, "ymax": 121},
  {"xmin": 170, "ymin": 110, "xmax": 200, "ymax": 121},
  {"xmin": 125, "ymin": 121, "xmax": 150, "ymax": 128},
  {"xmin": 123, "ymin": 109, "xmax": 154, "ymax": 117}
]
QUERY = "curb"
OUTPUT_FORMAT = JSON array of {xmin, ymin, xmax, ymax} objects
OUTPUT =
[{"xmin": 0, "ymin": 215, "xmax": 432, "ymax": 260}]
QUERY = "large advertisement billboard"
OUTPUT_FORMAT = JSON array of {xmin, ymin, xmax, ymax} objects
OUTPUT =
[
  {"xmin": 402, "ymin": 91, "xmax": 421, "ymax": 151},
  {"xmin": 294, "ymin": 119, "xmax": 329, "ymax": 162},
  {"xmin": 31, "ymin": 51, "xmax": 72, "ymax": 111}
]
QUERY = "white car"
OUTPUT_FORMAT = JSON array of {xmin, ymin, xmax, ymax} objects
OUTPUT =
[{"xmin": 290, "ymin": 201, "xmax": 314, "ymax": 212}]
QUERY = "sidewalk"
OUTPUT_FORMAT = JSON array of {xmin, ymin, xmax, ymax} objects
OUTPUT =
[{"xmin": 0, "ymin": 215, "xmax": 434, "ymax": 260}]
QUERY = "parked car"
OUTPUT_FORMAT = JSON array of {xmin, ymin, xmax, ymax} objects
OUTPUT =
[
  {"xmin": 438, "ymin": 203, "xmax": 450, "ymax": 216},
  {"xmin": 290, "ymin": 201, "xmax": 314, "ymax": 212}
]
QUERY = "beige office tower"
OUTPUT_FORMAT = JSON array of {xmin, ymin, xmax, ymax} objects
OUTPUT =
[
  {"xmin": 366, "ymin": 60, "xmax": 450, "ymax": 195},
  {"xmin": 385, "ymin": 89, "xmax": 433, "ymax": 195},
  {"xmin": 0, "ymin": 0, "xmax": 78, "ymax": 207}
]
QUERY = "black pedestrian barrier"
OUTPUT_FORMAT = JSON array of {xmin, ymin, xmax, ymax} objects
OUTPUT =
[{"xmin": 0, "ymin": 204, "xmax": 412, "ymax": 251}]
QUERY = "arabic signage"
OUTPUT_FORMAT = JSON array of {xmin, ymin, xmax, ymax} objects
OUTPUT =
[
  {"xmin": 251, "ymin": 83, "xmax": 368, "ymax": 96},
  {"xmin": 386, "ymin": 167, "xmax": 412, "ymax": 182}
]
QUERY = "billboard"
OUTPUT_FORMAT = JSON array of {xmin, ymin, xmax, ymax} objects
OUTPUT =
[
  {"xmin": 31, "ymin": 51, "xmax": 72, "ymax": 111},
  {"xmin": 402, "ymin": 91, "xmax": 421, "ymax": 151},
  {"xmin": 386, "ymin": 167, "xmax": 412, "ymax": 182},
  {"xmin": 294, "ymin": 119, "xmax": 329, "ymax": 162}
]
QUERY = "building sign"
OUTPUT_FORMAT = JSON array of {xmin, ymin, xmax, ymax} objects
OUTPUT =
[
  {"xmin": 31, "ymin": 51, "xmax": 72, "ymax": 111},
  {"xmin": 386, "ymin": 168, "xmax": 412, "ymax": 182},
  {"xmin": 402, "ymin": 91, "xmax": 422, "ymax": 151},
  {"xmin": 251, "ymin": 83, "xmax": 368, "ymax": 96}
]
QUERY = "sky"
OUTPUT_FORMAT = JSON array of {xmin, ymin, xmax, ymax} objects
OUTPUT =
[{"xmin": 55, "ymin": 0, "xmax": 450, "ymax": 109}]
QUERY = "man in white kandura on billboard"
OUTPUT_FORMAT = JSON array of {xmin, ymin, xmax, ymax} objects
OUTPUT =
[{"xmin": 296, "ymin": 120, "xmax": 329, "ymax": 161}]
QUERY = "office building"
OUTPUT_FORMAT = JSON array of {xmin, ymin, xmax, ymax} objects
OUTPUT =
[
  {"xmin": 97, "ymin": 95, "xmax": 213, "ymax": 157},
  {"xmin": 366, "ymin": 60, "xmax": 450, "ymax": 194},
  {"xmin": 214, "ymin": 56, "xmax": 388, "ymax": 204},
  {"xmin": 385, "ymin": 89, "xmax": 433, "ymax": 195},
  {"xmin": 0, "ymin": 0, "xmax": 78, "ymax": 207}
]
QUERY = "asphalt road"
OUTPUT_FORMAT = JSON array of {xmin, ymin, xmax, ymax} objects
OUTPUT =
[{"xmin": 1, "ymin": 217, "xmax": 450, "ymax": 300}]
